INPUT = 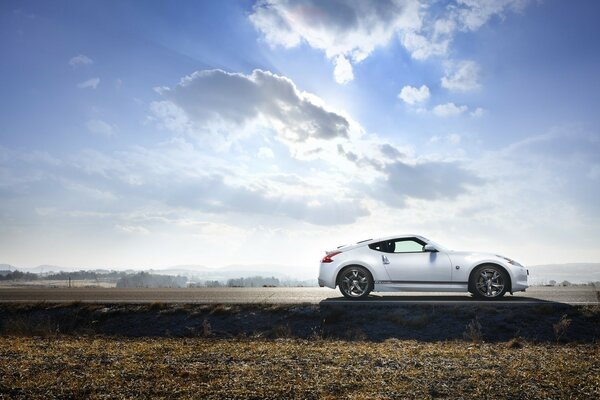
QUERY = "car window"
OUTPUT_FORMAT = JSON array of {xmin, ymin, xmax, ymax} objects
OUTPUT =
[
  {"xmin": 369, "ymin": 238, "xmax": 426, "ymax": 253},
  {"xmin": 368, "ymin": 242, "xmax": 386, "ymax": 252},
  {"xmin": 386, "ymin": 238, "xmax": 425, "ymax": 253}
]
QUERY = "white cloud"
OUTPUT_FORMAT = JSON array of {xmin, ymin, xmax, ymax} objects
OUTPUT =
[
  {"xmin": 150, "ymin": 69, "xmax": 480, "ymax": 211},
  {"xmin": 77, "ymin": 77, "xmax": 100, "ymax": 89},
  {"xmin": 249, "ymin": 0, "xmax": 422, "ymax": 83},
  {"xmin": 432, "ymin": 102, "xmax": 468, "ymax": 117},
  {"xmin": 149, "ymin": 101, "xmax": 192, "ymax": 134},
  {"xmin": 332, "ymin": 55, "xmax": 354, "ymax": 84},
  {"xmin": 402, "ymin": 0, "xmax": 530, "ymax": 61},
  {"xmin": 116, "ymin": 224, "xmax": 150, "ymax": 235},
  {"xmin": 152, "ymin": 69, "xmax": 351, "ymax": 146},
  {"xmin": 250, "ymin": 0, "xmax": 532, "ymax": 83},
  {"xmin": 453, "ymin": 0, "xmax": 529, "ymax": 31},
  {"xmin": 69, "ymin": 54, "xmax": 93, "ymax": 67},
  {"xmin": 400, "ymin": 31, "xmax": 449, "ymax": 60},
  {"xmin": 257, "ymin": 147, "xmax": 275, "ymax": 159},
  {"xmin": 448, "ymin": 133, "xmax": 461, "ymax": 145},
  {"xmin": 441, "ymin": 60, "xmax": 481, "ymax": 91},
  {"xmin": 470, "ymin": 107, "xmax": 485, "ymax": 117},
  {"xmin": 398, "ymin": 84, "xmax": 430, "ymax": 105},
  {"xmin": 429, "ymin": 134, "xmax": 461, "ymax": 145},
  {"xmin": 86, "ymin": 119, "xmax": 116, "ymax": 136}
]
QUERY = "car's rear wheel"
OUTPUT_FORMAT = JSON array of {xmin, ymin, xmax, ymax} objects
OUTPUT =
[
  {"xmin": 338, "ymin": 266, "xmax": 372, "ymax": 299},
  {"xmin": 471, "ymin": 265, "xmax": 508, "ymax": 300}
]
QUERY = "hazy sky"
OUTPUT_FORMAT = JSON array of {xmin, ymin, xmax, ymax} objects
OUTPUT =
[{"xmin": 1, "ymin": 0, "xmax": 599, "ymax": 272}]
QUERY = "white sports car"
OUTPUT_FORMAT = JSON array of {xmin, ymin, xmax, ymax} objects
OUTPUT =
[{"xmin": 318, "ymin": 235, "xmax": 529, "ymax": 300}]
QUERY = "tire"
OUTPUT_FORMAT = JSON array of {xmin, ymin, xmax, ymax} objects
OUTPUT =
[
  {"xmin": 471, "ymin": 264, "xmax": 509, "ymax": 300},
  {"xmin": 338, "ymin": 266, "xmax": 372, "ymax": 299}
]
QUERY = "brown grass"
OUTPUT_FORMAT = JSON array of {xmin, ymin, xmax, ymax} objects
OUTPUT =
[{"xmin": 0, "ymin": 337, "xmax": 598, "ymax": 399}]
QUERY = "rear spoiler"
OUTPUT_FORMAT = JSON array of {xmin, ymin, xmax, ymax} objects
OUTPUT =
[{"xmin": 331, "ymin": 238, "xmax": 372, "ymax": 252}]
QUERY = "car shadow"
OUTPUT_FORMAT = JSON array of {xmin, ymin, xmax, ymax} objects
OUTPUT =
[
  {"xmin": 320, "ymin": 294, "xmax": 553, "ymax": 303},
  {"xmin": 316, "ymin": 295, "xmax": 597, "ymax": 342}
]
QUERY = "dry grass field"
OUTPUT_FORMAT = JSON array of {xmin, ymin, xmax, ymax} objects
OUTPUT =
[{"xmin": 0, "ymin": 336, "xmax": 599, "ymax": 399}]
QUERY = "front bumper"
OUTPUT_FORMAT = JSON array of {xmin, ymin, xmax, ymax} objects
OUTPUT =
[{"xmin": 511, "ymin": 267, "xmax": 529, "ymax": 292}]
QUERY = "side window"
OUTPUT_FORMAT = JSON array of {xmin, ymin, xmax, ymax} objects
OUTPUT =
[
  {"xmin": 387, "ymin": 238, "xmax": 425, "ymax": 253},
  {"xmin": 368, "ymin": 242, "xmax": 386, "ymax": 252},
  {"xmin": 369, "ymin": 238, "xmax": 426, "ymax": 253}
]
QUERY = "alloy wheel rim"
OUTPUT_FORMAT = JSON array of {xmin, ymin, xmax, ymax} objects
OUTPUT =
[
  {"xmin": 475, "ymin": 268, "xmax": 505, "ymax": 298},
  {"xmin": 341, "ymin": 269, "xmax": 369, "ymax": 297}
]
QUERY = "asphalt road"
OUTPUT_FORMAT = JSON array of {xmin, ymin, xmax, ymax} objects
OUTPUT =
[{"xmin": 0, "ymin": 286, "xmax": 597, "ymax": 305}]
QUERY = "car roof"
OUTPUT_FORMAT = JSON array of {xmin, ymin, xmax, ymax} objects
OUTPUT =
[{"xmin": 335, "ymin": 234, "xmax": 429, "ymax": 251}]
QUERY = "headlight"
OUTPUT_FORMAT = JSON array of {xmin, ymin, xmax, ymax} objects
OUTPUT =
[{"xmin": 497, "ymin": 255, "xmax": 523, "ymax": 267}]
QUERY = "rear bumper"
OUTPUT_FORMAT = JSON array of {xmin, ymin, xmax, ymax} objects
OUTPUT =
[{"xmin": 318, "ymin": 263, "xmax": 337, "ymax": 289}]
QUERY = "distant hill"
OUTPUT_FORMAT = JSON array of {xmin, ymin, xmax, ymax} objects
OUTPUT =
[
  {"xmin": 0, "ymin": 263, "xmax": 316, "ymax": 285},
  {"xmin": 527, "ymin": 263, "xmax": 600, "ymax": 284},
  {"xmin": 150, "ymin": 264, "xmax": 314, "ymax": 281},
  {"xmin": 4, "ymin": 262, "xmax": 598, "ymax": 285},
  {"xmin": 0, "ymin": 264, "xmax": 16, "ymax": 272}
]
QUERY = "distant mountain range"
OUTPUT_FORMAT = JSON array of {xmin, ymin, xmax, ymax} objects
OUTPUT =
[
  {"xmin": 1, "ymin": 262, "xmax": 599, "ymax": 284},
  {"xmin": 526, "ymin": 263, "xmax": 600, "ymax": 284},
  {"xmin": 0, "ymin": 263, "xmax": 315, "ymax": 282}
]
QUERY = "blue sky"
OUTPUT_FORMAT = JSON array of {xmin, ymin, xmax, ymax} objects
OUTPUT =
[{"xmin": 1, "ymin": 0, "xmax": 599, "ymax": 273}]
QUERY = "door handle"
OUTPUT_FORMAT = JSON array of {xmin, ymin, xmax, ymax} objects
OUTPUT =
[{"xmin": 382, "ymin": 255, "xmax": 390, "ymax": 265}]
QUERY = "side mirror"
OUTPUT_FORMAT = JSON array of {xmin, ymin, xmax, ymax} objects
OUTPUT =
[{"xmin": 423, "ymin": 244, "xmax": 438, "ymax": 252}]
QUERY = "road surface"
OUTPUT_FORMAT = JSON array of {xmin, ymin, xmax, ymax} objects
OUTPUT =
[{"xmin": 0, "ymin": 286, "xmax": 597, "ymax": 305}]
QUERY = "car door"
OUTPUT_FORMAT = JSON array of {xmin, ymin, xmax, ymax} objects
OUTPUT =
[{"xmin": 380, "ymin": 238, "xmax": 452, "ymax": 282}]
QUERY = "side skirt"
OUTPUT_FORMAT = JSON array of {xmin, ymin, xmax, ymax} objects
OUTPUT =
[{"xmin": 374, "ymin": 281, "xmax": 468, "ymax": 292}]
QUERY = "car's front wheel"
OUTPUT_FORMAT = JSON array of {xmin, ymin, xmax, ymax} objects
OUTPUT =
[
  {"xmin": 471, "ymin": 265, "xmax": 508, "ymax": 300},
  {"xmin": 338, "ymin": 266, "xmax": 372, "ymax": 299}
]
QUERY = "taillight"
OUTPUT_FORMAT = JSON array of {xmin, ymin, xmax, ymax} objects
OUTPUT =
[{"xmin": 321, "ymin": 251, "xmax": 341, "ymax": 263}]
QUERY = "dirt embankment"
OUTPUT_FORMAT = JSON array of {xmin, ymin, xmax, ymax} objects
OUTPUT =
[{"xmin": 1, "ymin": 302, "xmax": 599, "ymax": 342}]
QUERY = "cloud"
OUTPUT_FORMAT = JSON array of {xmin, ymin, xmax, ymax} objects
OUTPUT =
[
  {"xmin": 448, "ymin": 133, "xmax": 461, "ymax": 145},
  {"xmin": 164, "ymin": 173, "xmax": 369, "ymax": 225},
  {"xmin": 86, "ymin": 119, "xmax": 116, "ymax": 137},
  {"xmin": 470, "ymin": 107, "xmax": 485, "ymax": 117},
  {"xmin": 151, "ymin": 69, "xmax": 481, "ymax": 211},
  {"xmin": 400, "ymin": 31, "xmax": 450, "ymax": 60},
  {"xmin": 402, "ymin": 1, "xmax": 530, "ymax": 60},
  {"xmin": 441, "ymin": 60, "xmax": 481, "ymax": 91},
  {"xmin": 69, "ymin": 54, "xmax": 93, "ymax": 67},
  {"xmin": 376, "ymin": 159, "xmax": 482, "ymax": 206},
  {"xmin": 249, "ymin": 0, "xmax": 421, "ymax": 83},
  {"xmin": 333, "ymin": 55, "xmax": 354, "ymax": 84},
  {"xmin": 398, "ymin": 84, "xmax": 430, "ymax": 105},
  {"xmin": 153, "ymin": 69, "xmax": 351, "ymax": 143},
  {"xmin": 250, "ymin": 0, "xmax": 532, "ymax": 83},
  {"xmin": 432, "ymin": 102, "xmax": 468, "ymax": 117},
  {"xmin": 116, "ymin": 225, "xmax": 150, "ymax": 235},
  {"xmin": 335, "ymin": 140, "xmax": 481, "ymax": 206},
  {"xmin": 380, "ymin": 143, "xmax": 404, "ymax": 160},
  {"xmin": 77, "ymin": 77, "xmax": 100, "ymax": 89},
  {"xmin": 1, "ymin": 137, "xmax": 371, "ymax": 226},
  {"xmin": 452, "ymin": 0, "xmax": 529, "ymax": 31},
  {"xmin": 257, "ymin": 147, "xmax": 275, "ymax": 159}
]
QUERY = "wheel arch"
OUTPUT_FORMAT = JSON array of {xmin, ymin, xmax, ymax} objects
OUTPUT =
[
  {"xmin": 468, "ymin": 262, "xmax": 512, "ymax": 294},
  {"xmin": 335, "ymin": 263, "xmax": 375, "ymax": 290}
]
